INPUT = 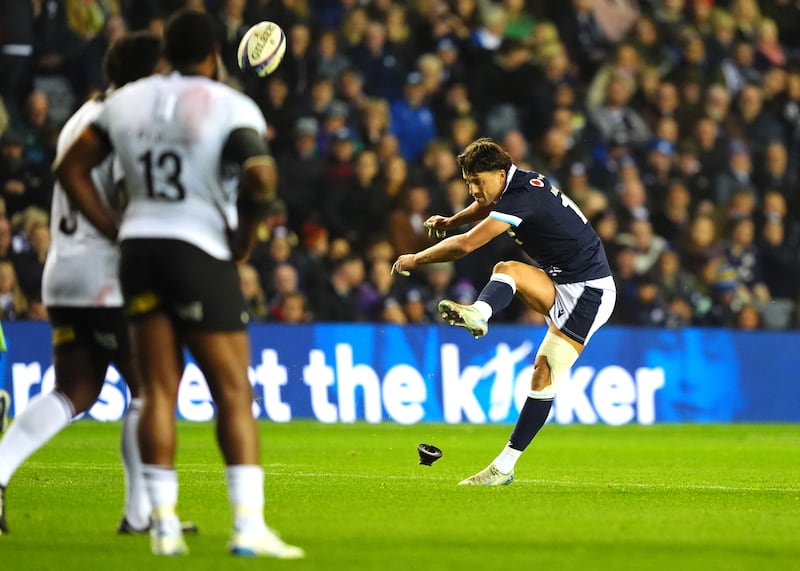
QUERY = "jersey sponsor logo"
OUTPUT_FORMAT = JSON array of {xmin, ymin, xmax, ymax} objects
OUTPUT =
[
  {"xmin": 52, "ymin": 325, "xmax": 76, "ymax": 347},
  {"xmin": 93, "ymin": 331, "xmax": 119, "ymax": 351},
  {"xmin": 128, "ymin": 292, "xmax": 161, "ymax": 316},
  {"xmin": 174, "ymin": 301, "xmax": 204, "ymax": 322},
  {"xmin": 529, "ymin": 175, "xmax": 545, "ymax": 187}
]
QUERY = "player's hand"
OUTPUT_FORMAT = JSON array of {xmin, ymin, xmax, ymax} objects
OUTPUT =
[
  {"xmin": 391, "ymin": 254, "xmax": 416, "ymax": 277},
  {"xmin": 424, "ymin": 216, "xmax": 448, "ymax": 239}
]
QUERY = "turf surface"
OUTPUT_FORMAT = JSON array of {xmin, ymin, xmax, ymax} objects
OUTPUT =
[{"xmin": 1, "ymin": 421, "xmax": 799, "ymax": 570}]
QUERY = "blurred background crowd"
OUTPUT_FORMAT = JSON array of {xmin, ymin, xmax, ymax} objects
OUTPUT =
[{"xmin": 1, "ymin": 0, "xmax": 799, "ymax": 330}]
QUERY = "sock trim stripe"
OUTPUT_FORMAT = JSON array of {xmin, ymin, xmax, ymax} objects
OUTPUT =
[{"xmin": 490, "ymin": 273, "xmax": 517, "ymax": 293}]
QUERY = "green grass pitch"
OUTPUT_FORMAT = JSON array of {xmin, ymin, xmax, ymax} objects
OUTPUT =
[{"xmin": 1, "ymin": 420, "xmax": 799, "ymax": 570}]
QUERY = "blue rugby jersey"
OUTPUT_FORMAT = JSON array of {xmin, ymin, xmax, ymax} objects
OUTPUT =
[{"xmin": 488, "ymin": 165, "xmax": 611, "ymax": 284}]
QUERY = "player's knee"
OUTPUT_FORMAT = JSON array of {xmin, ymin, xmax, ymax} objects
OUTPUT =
[
  {"xmin": 528, "ymin": 332, "xmax": 580, "ymax": 400},
  {"xmin": 492, "ymin": 260, "xmax": 517, "ymax": 276},
  {"xmin": 530, "ymin": 356, "xmax": 551, "ymax": 391}
]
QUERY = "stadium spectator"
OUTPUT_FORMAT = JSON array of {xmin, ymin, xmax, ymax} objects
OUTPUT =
[
  {"xmin": 71, "ymin": 13, "xmax": 127, "ymax": 100},
  {"xmin": 587, "ymin": 73, "xmax": 652, "ymax": 155},
  {"xmin": 759, "ymin": 215, "xmax": 800, "ymax": 308},
  {"xmin": 17, "ymin": 91, "xmax": 58, "ymax": 173},
  {"xmin": 754, "ymin": 141, "xmax": 795, "ymax": 203},
  {"xmin": 357, "ymin": 96, "xmax": 391, "ymax": 150},
  {"xmin": 729, "ymin": 82, "xmax": 784, "ymax": 158},
  {"xmin": 556, "ymin": 0, "xmax": 615, "ymax": 82},
  {"xmin": 0, "ymin": 260, "xmax": 27, "ymax": 320},
  {"xmin": 389, "ymin": 71, "xmax": 437, "ymax": 163},
  {"xmin": 280, "ymin": 22, "xmax": 313, "ymax": 99},
  {"xmin": 211, "ymin": 0, "xmax": 249, "ymax": 83},
  {"xmin": 651, "ymin": 178, "xmax": 693, "ymax": 248},
  {"xmin": 266, "ymin": 261, "xmax": 302, "ymax": 320},
  {"xmin": 712, "ymin": 140, "xmax": 756, "ymax": 208},
  {"xmin": 324, "ymin": 148, "xmax": 389, "ymax": 249},
  {"xmin": 0, "ymin": 130, "xmax": 51, "ymax": 219},
  {"xmin": 381, "ymin": 153, "xmax": 410, "ymax": 206},
  {"xmin": 276, "ymin": 117, "xmax": 325, "ymax": 235},
  {"xmin": 735, "ymin": 303, "xmax": 763, "ymax": 329},
  {"xmin": 0, "ymin": 0, "xmax": 36, "ymax": 130},
  {"xmin": 387, "ymin": 184, "xmax": 437, "ymax": 257},
  {"xmin": 335, "ymin": 67, "xmax": 368, "ymax": 117},
  {"xmin": 651, "ymin": 248, "xmax": 707, "ymax": 322},
  {"xmin": 239, "ymin": 262, "xmax": 269, "ymax": 322},
  {"xmin": 722, "ymin": 216, "xmax": 771, "ymax": 305},
  {"xmin": 681, "ymin": 213, "xmax": 723, "ymax": 278},
  {"xmin": 349, "ymin": 19, "xmax": 406, "ymax": 102},
  {"xmin": 255, "ymin": 74, "xmax": 299, "ymax": 158},
  {"xmin": 314, "ymin": 28, "xmax": 352, "ymax": 82},
  {"xmin": 357, "ymin": 258, "xmax": 407, "ymax": 323},
  {"xmin": 274, "ymin": 290, "xmax": 310, "ymax": 323},
  {"xmin": 33, "ymin": 0, "xmax": 83, "ymax": 125},
  {"xmin": 310, "ymin": 253, "xmax": 366, "ymax": 322}
]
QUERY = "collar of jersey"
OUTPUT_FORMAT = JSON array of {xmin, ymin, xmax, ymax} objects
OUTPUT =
[{"xmin": 497, "ymin": 164, "xmax": 517, "ymax": 201}]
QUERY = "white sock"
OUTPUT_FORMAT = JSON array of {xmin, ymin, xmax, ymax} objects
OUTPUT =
[
  {"xmin": 142, "ymin": 465, "xmax": 180, "ymax": 534},
  {"xmin": 0, "ymin": 390, "xmax": 74, "ymax": 487},
  {"xmin": 120, "ymin": 398, "xmax": 151, "ymax": 529},
  {"xmin": 492, "ymin": 445, "xmax": 522, "ymax": 474},
  {"xmin": 226, "ymin": 465, "xmax": 267, "ymax": 534},
  {"xmin": 473, "ymin": 300, "xmax": 493, "ymax": 321}
]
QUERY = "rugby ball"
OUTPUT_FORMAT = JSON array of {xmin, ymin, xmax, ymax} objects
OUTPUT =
[{"xmin": 237, "ymin": 21, "xmax": 287, "ymax": 77}]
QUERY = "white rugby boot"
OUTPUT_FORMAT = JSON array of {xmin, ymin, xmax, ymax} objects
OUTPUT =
[
  {"xmin": 458, "ymin": 464, "xmax": 514, "ymax": 486},
  {"xmin": 438, "ymin": 300, "xmax": 488, "ymax": 338},
  {"xmin": 228, "ymin": 526, "xmax": 305, "ymax": 558}
]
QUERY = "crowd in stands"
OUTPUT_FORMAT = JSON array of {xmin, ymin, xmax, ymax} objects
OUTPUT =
[{"xmin": 1, "ymin": 0, "xmax": 800, "ymax": 330}]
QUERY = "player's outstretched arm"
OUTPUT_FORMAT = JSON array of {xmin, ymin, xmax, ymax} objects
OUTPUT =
[
  {"xmin": 54, "ymin": 125, "xmax": 118, "ymax": 241},
  {"xmin": 392, "ymin": 216, "xmax": 509, "ymax": 276},
  {"xmin": 424, "ymin": 201, "xmax": 493, "ymax": 238}
]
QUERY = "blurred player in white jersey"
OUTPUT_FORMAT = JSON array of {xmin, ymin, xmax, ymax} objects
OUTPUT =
[
  {"xmin": 56, "ymin": 10, "xmax": 303, "ymax": 558},
  {"xmin": 0, "ymin": 32, "xmax": 183, "ymax": 537}
]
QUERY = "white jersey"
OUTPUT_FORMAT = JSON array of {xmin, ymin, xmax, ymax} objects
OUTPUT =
[
  {"xmin": 42, "ymin": 96, "xmax": 124, "ymax": 307},
  {"xmin": 94, "ymin": 72, "xmax": 267, "ymax": 260}
]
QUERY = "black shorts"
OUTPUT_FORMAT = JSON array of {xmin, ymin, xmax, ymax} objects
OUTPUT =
[
  {"xmin": 47, "ymin": 306, "xmax": 131, "ymax": 360},
  {"xmin": 119, "ymin": 238, "xmax": 248, "ymax": 332}
]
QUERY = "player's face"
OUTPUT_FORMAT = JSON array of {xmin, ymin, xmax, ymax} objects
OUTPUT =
[{"xmin": 462, "ymin": 169, "xmax": 506, "ymax": 205}]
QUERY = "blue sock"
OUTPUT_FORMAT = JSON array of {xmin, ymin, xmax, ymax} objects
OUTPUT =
[
  {"xmin": 477, "ymin": 277, "xmax": 515, "ymax": 315},
  {"xmin": 508, "ymin": 398, "xmax": 553, "ymax": 451}
]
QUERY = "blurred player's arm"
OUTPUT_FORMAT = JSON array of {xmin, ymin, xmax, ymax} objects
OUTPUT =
[
  {"xmin": 226, "ymin": 127, "xmax": 276, "ymax": 263},
  {"xmin": 424, "ymin": 200, "xmax": 493, "ymax": 237},
  {"xmin": 54, "ymin": 125, "xmax": 118, "ymax": 240}
]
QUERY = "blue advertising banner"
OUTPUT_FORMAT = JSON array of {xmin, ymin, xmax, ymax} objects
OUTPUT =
[{"xmin": 0, "ymin": 321, "xmax": 798, "ymax": 424}]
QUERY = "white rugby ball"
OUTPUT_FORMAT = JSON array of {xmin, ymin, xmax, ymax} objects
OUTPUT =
[{"xmin": 237, "ymin": 21, "xmax": 287, "ymax": 77}]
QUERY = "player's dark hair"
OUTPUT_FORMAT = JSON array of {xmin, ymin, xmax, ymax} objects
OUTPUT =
[
  {"xmin": 103, "ymin": 31, "xmax": 163, "ymax": 88},
  {"xmin": 164, "ymin": 9, "xmax": 216, "ymax": 68},
  {"xmin": 456, "ymin": 138, "xmax": 512, "ymax": 175}
]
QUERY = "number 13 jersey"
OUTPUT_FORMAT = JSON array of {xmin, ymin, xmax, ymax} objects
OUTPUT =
[{"xmin": 93, "ymin": 72, "xmax": 267, "ymax": 261}]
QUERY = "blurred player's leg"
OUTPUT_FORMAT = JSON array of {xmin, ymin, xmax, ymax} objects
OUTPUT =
[
  {"xmin": 184, "ymin": 330, "xmax": 304, "ymax": 559},
  {"xmin": 0, "ymin": 344, "xmax": 109, "ymax": 528},
  {"xmin": 117, "ymin": 395, "xmax": 151, "ymax": 532},
  {"xmin": 131, "ymin": 313, "xmax": 188, "ymax": 555}
]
